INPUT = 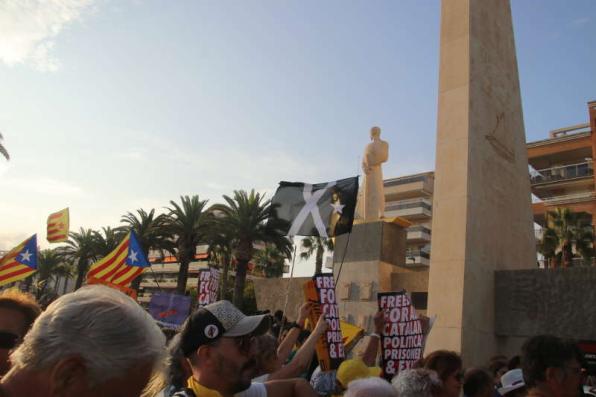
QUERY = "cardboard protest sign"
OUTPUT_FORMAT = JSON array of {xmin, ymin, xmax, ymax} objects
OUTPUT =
[
  {"xmin": 148, "ymin": 292, "xmax": 191, "ymax": 330},
  {"xmin": 378, "ymin": 291, "xmax": 425, "ymax": 380},
  {"xmin": 87, "ymin": 276, "xmax": 137, "ymax": 300},
  {"xmin": 198, "ymin": 268, "xmax": 220, "ymax": 306},
  {"xmin": 303, "ymin": 273, "xmax": 345, "ymax": 370}
]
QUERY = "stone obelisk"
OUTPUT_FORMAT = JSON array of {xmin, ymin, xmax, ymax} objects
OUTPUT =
[{"xmin": 425, "ymin": 0, "xmax": 536, "ymax": 365}]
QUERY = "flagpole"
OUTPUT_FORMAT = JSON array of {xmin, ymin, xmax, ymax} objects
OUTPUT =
[
  {"xmin": 334, "ymin": 231, "xmax": 352, "ymax": 286},
  {"xmin": 279, "ymin": 242, "xmax": 297, "ymax": 342}
]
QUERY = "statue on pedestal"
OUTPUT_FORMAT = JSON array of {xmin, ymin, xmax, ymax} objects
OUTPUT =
[{"xmin": 361, "ymin": 126, "xmax": 389, "ymax": 222}]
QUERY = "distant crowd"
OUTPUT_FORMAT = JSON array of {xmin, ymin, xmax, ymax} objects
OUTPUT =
[{"xmin": 0, "ymin": 286, "xmax": 592, "ymax": 397}]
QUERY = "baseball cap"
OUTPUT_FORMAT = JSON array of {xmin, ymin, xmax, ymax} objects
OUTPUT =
[
  {"xmin": 498, "ymin": 369, "xmax": 526, "ymax": 396},
  {"xmin": 180, "ymin": 300, "xmax": 271, "ymax": 357}
]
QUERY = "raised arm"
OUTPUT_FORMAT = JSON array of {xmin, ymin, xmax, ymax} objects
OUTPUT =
[
  {"xmin": 276, "ymin": 302, "xmax": 312, "ymax": 366},
  {"xmin": 268, "ymin": 314, "xmax": 328, "ymax": 381},
  {"xmin": 360, "ymin": 310, "xmax": 384, "ymax": 366}
]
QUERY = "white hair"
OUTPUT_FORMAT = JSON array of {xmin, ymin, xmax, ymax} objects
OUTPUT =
[
  {"xmin": 392, "ymin": 368, "xmax": 442, "ymax": 397},
  {"xmin": 345, "ymin": 377, "xmax": 398, "ymax": 397},
  {"xmin": 11, "ymin": 285, "xmax": 165, "ymax": 385}
]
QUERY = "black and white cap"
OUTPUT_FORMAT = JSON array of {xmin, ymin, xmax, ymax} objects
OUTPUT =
[{"xmin": 180, "ymin": 300, "xmax": 271, "ymax": 357}]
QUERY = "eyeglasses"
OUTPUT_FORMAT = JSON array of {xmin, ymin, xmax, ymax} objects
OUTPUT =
[
  {"xmin": 232, "ymin": 335, "xmax": 255, "ymax": 355},
  {"xmin": 0, "ymin": 331, "xmax": 19, "ymax": 350}
]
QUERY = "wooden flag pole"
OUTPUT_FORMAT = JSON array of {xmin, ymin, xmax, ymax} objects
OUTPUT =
[{"xmin": 279, "ymin": 243, "xmax": 298, "ymax": 342}]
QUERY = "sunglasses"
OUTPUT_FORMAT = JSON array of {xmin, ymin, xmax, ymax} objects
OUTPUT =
[{"xmin": 0, "ymin": 331, "xmax": 19, "ymax": 350}]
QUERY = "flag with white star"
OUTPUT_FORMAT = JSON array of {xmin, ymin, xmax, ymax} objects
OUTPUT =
[
  {"xmin": 86, "ymin": 231, "xmax": 150, "ymax": 287},
  {"xmin": 0, "ymin": 235, "xmax": 38, "ymax": 286},
  {"xmin": 269, "ymin": 176, "xmax": 359, "ymax": 237}
]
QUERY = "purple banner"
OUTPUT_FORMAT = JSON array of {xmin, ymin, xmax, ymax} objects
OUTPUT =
[{"xmin": 148, "ymin": 292, "xmax": 191, "ymax": 330}]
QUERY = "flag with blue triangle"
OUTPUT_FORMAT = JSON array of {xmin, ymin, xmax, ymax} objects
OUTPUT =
[
  {"xmin": 86, "ymin": 231, "xmax": 150, "ymax": 287},
  {"xmin": 0, "ymin": 235, "xmax": 38, "ymax": 286}
]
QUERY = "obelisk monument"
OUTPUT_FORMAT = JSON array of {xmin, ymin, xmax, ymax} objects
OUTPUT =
[{"xmin": 425, "ymin": 0, "xmax": 536, "ymax": 365}]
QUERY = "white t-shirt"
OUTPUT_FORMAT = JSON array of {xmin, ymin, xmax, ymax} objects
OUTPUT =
[{"xmin": 236, "ymin": 383, "xmax": 267, "ymax": 397}]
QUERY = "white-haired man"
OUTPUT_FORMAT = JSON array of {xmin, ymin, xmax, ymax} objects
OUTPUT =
[{"xmin": 0, "ymin": 285, "xmax": 166, "ymax": 397}]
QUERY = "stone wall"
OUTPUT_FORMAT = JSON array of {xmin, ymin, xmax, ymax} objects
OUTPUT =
[
  {"xmin": 253, "ymin": 277, "xmax": 312, "ymax": 320},
  {"xmin": 495, "ymin": 267, "xmax": 596, "ymax": 340}
]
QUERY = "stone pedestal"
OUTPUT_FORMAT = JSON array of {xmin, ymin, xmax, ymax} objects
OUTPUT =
[
  {"xmin": 425, "ymin": 0, "xmax": 536, "ymax": 365},
  {"xmin": 333, "ymin": 221, "xmax": 407, "ymax": 331}
]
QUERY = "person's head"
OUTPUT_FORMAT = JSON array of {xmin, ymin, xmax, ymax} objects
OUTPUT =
[
  {"xmin": 508, "ymin": 356, "xmax": 522, "ymax": 371},
  {"xmin": 180, "ymin": 300, "xmax": 271, "ymax": 396},
  {"xmin": 422, "ymin": 350, "xmax": 463, "ymax": 397},
  {"xmin": 489, "ymin": 355, "xmax": 510, "ymax": 386},
  {"xmin": 522, "ymin": 335, "xmax": 584, "ymax": 397},
  {"xmin": 336, "ymin": 359, "xmax": 382, "ymax": 392},
  {"xmin": 345, "ymin": 376, "xmax": 398, "ymax": 397},
  {"xmin": 463, "ymin": 368, "xmax": 494, "ymax": 397},
  {"xmin": 6, "ymin": 285, "xmax": 165, "ymax": 397},
  {"xmin": 0, "ymin": 288, "xmax": 41, "ymax": 375},
  {"xmin": 391, "ymin": 368, "xmax": 442, "ymax": 397},
  {"xmin": 253, "ymin": 334, "xmax": 279, "ymax": 375},
  {"xmin": 370, "ymin": 126, "xmax": 381, "ymax": 140},
  {"xmin": 498, "ymin": 369, "xmax": 528, "ymax": 397}
]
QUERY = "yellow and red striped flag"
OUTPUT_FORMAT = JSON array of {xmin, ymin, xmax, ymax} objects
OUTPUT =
[
  {"xmin": 0, "ymin": 235, "xmax": 38, "ymax": 286},
  {"xmin": 47, "ymin": 208, "xmax": 69, "ymax": 243},
  {"xmin": 86, "ymin": 231, "xmax": 150, "ymax": 287}
]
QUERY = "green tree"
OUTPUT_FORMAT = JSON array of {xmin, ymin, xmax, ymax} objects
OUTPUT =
[
  {"xmin": 205, "ymin": 220, "xmax": 234, "ymax": 300},
  {"xmin": 253, "ymin": 245, "xmax": 287, "ymax": 278},
  {"xmin": 60, "ymin": 228, "xmax": 100, "ymax": 290},
  {"xmin": 34, "ymin": 249, "xmax": 62, "ymax": 300},
  {"xmin": 212, "ymin": 190, "xmax": 291, "ymax": 306},
  {"xmin": 94, "ymin": 226, "xmax": 126, "ymax": 256},
  {"xmin": 121, "ymin": 209, "xmax": 176, "ymax": 290},
  {"xmin": 166, "ymin": 196, "xmax": 210, "ymax": 294},
  {"xmin": 300, "ymin": 236, "xmax": 334, "ymax": 274},
  {"xmin": 0, "ymin": 132, "xmax": 9, "ymax": 161},
  {"xmin": 539, "ymin": 208, "xmax": 594, "ymax": 268}
]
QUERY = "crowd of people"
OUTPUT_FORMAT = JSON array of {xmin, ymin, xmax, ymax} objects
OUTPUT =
[{"xmin": 0, "ymin": 285, "xmax": 593, "ymax": 397}]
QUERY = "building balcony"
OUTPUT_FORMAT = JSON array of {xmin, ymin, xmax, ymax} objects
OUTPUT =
[
  {"xmin": 140, "ymin": 277, "xmax": 199, "ymax": 289},
  {"xmin": 405, "ymin": 249, "xmax": 430, "ymax": 266},
  {"xmin": 384, "ymin": 172, "xmax": 434, "ymax": 201},
  {"xmin": 530, "ymin": 161, "xmax": 593, "ymax": 187},
  {"xmin": 407, "ymin": 225, "xmax": 431, "ymax": 243},
  {"xmin": 385, "ymin": 198, "xmax": 432, "ymax": 220}
]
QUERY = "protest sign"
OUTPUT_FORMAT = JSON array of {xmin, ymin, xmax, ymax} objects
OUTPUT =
[
  {"xmin": 148, "ymin": 292, "xmax": 191, "ymax": 330},
  {"xmin": 198, "ymin": 268, "xmax": 220, "ymax": 306},
  {"xmin": 87, "ymin": 276, "xmax": 137, "ymax": 300},
  {"xmin": 303, "ymin": 273, "xmax": 345, "ymax": 370},
  {"xmin": 378, "ymin": 291, "xmax": 425, "ymax": 380}
]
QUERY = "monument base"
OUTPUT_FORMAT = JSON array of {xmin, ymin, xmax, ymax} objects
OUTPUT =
[{"xmin": 333, "ymin": 221, "xmax": 428, "ymax": 332}]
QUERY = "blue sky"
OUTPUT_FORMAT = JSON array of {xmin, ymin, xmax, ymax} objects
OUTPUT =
[{"xmin": 0, "ymin": 1, "xmax": 594, "ymax": 275}]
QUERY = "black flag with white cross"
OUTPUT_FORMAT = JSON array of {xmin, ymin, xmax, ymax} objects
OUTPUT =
[{"xmin": 269, "ymin": 176, "xmax": 359, "ymax": 238}]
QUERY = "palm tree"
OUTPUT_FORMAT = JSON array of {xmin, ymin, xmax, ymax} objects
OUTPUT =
[
  {"xmin": 54, "ymin": 261, "xmax": 75, "ymax": 294},
  {"xmin": 254, "ymin": 245, "xmax": 287, "ymax": 278},
  {"xmin": 35, "ymin": 249, "xmax": 62, "ymax": 299},
  {"xmin": 166, "ymin": 196, "xmax": 210, "ymax": 294},
  {"xmin": 121, "ymin": 208, "xmax": 176, "ymax": 290},
  {"xmin": 539, "ymin": 208, "xmax": 594, "ymax": 268},
  {"xmin": 60, "ymin": 228, "xmax": 100, "ymax": 290},
  {"xmin": 212, "ymin": 190, "xmax": 292, "ymax": 306},
  {"xmin": 205, "ymin": 220, "xmax": 234, "ymax": 300},
  {"xmin": 0, "ymin": 132, "xmax": 9, "ymax": 161},
  {"xmin": 94, "ymin": 226, "xmax": 127, "ymax": 256},
  {"xmin": 300, "ymin": 236, "xmax": 334, "ymax": 275}
]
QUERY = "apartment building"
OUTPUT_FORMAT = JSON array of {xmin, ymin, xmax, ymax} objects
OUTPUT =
[
  {"xmin": 384, "ymin": 171, "xmax": 434, "ymax": 266},
  {"xmin": 528, "ymin": 101, "xmax": 596, "ymax": 227}
]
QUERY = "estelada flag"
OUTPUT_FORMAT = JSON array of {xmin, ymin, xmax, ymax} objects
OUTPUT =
[
  {"xmin": 0, "ymin": 235, "xmax": 38, "ymax": 286},
  {"xmin": 86, "ymin": 231, "xmax": 150, "ymax": 287},
  {"xmin": 269, "ymin": 176, "xmax": 359, "ymax": 238},
  {"xmin": 47, "ymin": 208, "xmax": 69, "ymax": 243}
]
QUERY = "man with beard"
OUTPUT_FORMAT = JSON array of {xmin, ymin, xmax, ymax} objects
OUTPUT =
[{"xmin": 178, "ymin": 300, "xmax": 318, "ymax": 397}]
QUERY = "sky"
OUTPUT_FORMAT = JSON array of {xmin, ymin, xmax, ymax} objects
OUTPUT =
[{"xmin": 0, "ymin": 0, "xmax": 595, "ymax": 276}]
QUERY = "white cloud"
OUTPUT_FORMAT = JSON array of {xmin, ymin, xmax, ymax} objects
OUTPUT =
[
  {"xmin": 0, "ymin": 176, "xmax": 84, "ymax": 196},
  {"xmin": 0, "ymin": 0, "xmax": 95, "ymax": 71},
  {"xmin": 570, "ymin": 17, "xmax": 590, "ymax": 27}
]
